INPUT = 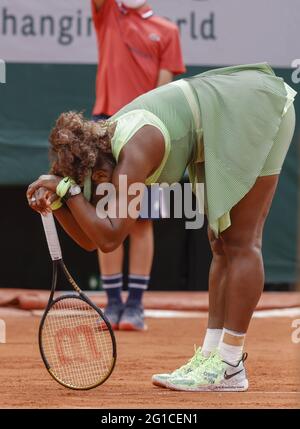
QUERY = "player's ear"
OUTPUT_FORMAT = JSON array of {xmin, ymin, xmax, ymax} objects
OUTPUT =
[{"xmin": 92, "ymin": 160, "xmax": 114, "ymax": 183}]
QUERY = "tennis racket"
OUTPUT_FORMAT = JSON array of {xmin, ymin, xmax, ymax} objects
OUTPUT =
[{"xmin": 39, "ymin": 212, "xmax": 116, "ymax": 390}]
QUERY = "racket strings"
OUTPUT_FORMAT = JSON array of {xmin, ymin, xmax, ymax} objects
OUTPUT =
[{"xmin": 41, "ymin": 297, "xmax": 113, "ymax": 389}]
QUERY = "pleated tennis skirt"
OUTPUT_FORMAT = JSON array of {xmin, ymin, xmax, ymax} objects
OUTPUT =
[{"xmin": 185, "ymin": 63, "xmax": 297, "ymax": 236}]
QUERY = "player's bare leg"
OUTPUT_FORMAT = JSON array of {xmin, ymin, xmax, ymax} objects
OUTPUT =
[
  {"xmin": 166, "ymin": 175, "xmax": 279, "ymax": 391},
  {"xmin": 221, "ymin": 175, "xmax": 279, "ymax": 332},
  {"xmin": 198, "ymin": 229, "xmax": 228, "ymax": 357},
  {"xmin": 207, "ymin": 227, "xmax": 227, "ymax": 329},
  {"xmin": 152, "ymin": 227, "xmax": 228, "ymax": 388}
]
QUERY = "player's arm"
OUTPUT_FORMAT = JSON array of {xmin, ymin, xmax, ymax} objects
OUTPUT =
[
  {"xmin": 156, "ymin": 69, "xmax": 173, "ymax": 87},
  {"xmin": 27, "ymin": 127, "xmax": 165, "ymax": 253},
  {"xmin": 53, "ymin": 207, "xmax": 97, "ymax": 251},
  {"xmin": 28, "ymin": 184, "xmax": 97, "ymax": 251},
  {"xmin": 65, "ymin": 126, "xmax": 165, "ymax": 252}
]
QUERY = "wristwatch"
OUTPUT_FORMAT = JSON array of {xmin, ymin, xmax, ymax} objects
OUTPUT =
[{"xmin": 62, "ymin": 184, "xmax": 81, "ymax": 202}]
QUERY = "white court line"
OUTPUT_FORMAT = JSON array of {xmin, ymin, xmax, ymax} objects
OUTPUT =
[
  {"xmin": 155, "ymin": 392, "xmax": 300, "ymax": 395},
  {"xmin": 145, "ymin": 308, "xmax": 300, "ymax": 319},
  {"xmin": 31, "ymin": 307, "xmax": 300, "ymax": 319},
  {"xmin": 253, "ymin": 308, "xmax": 300, "ymax": 318},
  {"xmin": 235, "ymin": 392, "xmax": 300, "ymax": 394},
  {"xmin": 145, "ymin": 310, "xmax": 206, "ymax": 318}
]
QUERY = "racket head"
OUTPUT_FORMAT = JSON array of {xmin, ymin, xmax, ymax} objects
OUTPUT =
[{"xmin": 39, "ymin": 294, "xmax": 116, "ymax": 390}]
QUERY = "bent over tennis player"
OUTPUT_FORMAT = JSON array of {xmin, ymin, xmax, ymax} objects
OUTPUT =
[{"xmin": 27, "ymin": 63, "xmax": 296, "ymax": 392}]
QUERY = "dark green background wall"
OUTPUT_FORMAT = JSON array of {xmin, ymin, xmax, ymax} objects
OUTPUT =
[{"xmin": 0, "ymin": 63, "xmax": 299, "ymax": 285}]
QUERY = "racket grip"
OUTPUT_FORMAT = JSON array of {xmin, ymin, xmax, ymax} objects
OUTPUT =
[{"xmin": 41, "ymin": 213, "xmax": 62, "ymax": 261}]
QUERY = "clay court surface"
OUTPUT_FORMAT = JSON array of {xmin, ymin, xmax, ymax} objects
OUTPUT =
[{"xmin": 0, "ymin": 291, "xmax": 299, "ymax": 409}]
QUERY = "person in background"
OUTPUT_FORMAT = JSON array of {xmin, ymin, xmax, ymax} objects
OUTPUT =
[{"xmin": 91, "ymin": 0, "xmax": 186, "ymax": 331}]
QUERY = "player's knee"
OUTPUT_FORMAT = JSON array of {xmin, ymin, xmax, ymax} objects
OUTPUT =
[
  {"xmin": 210, "ymin": 238, "xmax": 225, "ymax": 256},
  {"xmin": 208, "ymin": 229, "xmax": 225, "ymax": 256},
  {"xmin": 221, "ymin": 233, "xmax": 262, "ymax": 258}
]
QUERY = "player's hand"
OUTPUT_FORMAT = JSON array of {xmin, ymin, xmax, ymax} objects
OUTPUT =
[
  {"xmin": 28, "ymin": 186, "xmax": 57, "ymax": 215},
  {"xmin": 27, "ymin": 174, "xmax": 62, "ymax": 202}
]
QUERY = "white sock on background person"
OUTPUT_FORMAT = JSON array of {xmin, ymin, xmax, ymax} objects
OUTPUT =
[
  {"xmin": 202, "ymin": 328, "xmax": 223, "ymax": 357},
  {"xmin": 218, "ymin": 328, "xmax": 246, "ymax": 365}
]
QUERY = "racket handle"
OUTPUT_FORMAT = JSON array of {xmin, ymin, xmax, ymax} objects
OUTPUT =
[{"xmin": 41, "ymin": 213, "xmax": 62, "ymax": 261}]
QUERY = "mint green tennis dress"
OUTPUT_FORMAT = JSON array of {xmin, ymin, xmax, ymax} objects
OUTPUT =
[{"xmin": 109, "ymin": 63, "xmax": 296, "ymax": 236}]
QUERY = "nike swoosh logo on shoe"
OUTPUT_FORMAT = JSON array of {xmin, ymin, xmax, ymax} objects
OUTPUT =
[{"xmin": 224, "ymin": 369, "xmax": 244, "ymax": 380}]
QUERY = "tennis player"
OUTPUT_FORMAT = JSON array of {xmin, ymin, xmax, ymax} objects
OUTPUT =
[
  {"xmin": 27, "ymin": 63, "xmax": 296, "ymax": 392},
  {"xmin": 91, "ymin": 0, "xmax": 185, "ymax": 331}
]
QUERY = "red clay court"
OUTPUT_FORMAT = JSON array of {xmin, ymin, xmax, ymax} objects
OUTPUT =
[{"xmin": 0, "ymin": 290, "xmax": 299, "ymax": 409}]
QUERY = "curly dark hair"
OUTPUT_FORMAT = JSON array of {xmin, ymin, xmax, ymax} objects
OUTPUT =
[{"xmin": 49, "ymin": 111, "xmax": 116, "ymax": 185}]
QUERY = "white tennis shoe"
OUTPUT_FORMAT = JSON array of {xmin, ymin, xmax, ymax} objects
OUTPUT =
[{"xmin": 165, "ymin": 351, "xmax": 249, "ymax": 392}]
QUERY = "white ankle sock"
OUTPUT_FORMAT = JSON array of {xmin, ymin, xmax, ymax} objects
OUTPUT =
[
  {"xmin": 218, "ymin": 328, "xmax": 245, "ymax": 365},
  {"xmin": 202, "ymin": 328, "xmax": 223, "ymax": 357}
]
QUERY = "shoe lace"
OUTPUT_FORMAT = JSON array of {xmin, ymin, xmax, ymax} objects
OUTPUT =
[
  {"xmin": 173, "ymin": 345, "xmax": 205, "ymax": 375},
  {"xmin": 193, "ymin": 350, "xmax": 223, "ymax": 377}
]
